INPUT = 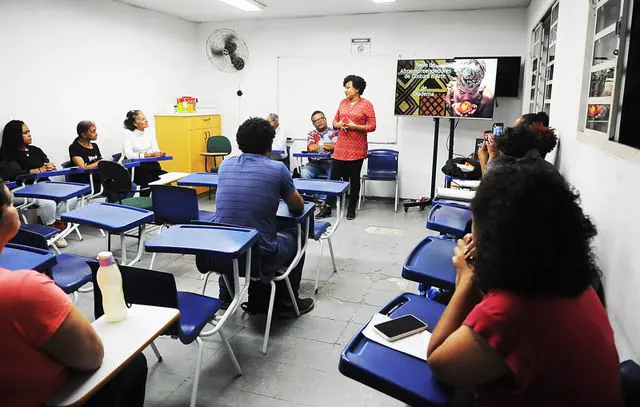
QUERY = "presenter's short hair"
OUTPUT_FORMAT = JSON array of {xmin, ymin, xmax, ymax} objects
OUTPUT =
[
  {"xmin": 343, "ymin": 75, "xmax": 367, "ymax": 95},
  {"xmin": 236, "ymin": 117, "xmax": 276, "ymax": 155},
  {"xmin": 267, "ymin": 113, "xmax": 279, "ymax": 122}
]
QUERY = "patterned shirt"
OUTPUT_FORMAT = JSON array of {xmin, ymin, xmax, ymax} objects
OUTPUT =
[
  {"xmin": 307, "ymin": 128, "xmax": 338, "ymax": 161},
  {"xmin": 332, "ymin": 98, "xmax": 376, "ymax": 161}
]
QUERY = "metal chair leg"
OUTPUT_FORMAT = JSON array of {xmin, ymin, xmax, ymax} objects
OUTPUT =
[
  {"xmin": 262, "ymin": 280, "xmax": 277, "ymax": 354},
  {"xmin": 315, "ymin": 240, "xmax": 324, "ymax": 294},
  {"xmin": 189, "ymin": 338, "xmax": 205, "ymax": 407},
  {"xmin": 150, "ymin": 341, "xmax": 163, "ymax": 362},
  {"xmin": 99, "ymin": 229, "xmax": 106, "ymax": 238},
  {"xmin": 395, "ymin": 179, "xmax": 399, "ymax": 213},
  {"xmin": 71, "ymin": 291, "xmax": 78, "ymax": 305},
  {"xmin": 219, "ymin": 329, "xmax": 242, "ymax": 376},
  {"xmin": 149, "ymin": 225, "xmax": 164, "ymax": 270},
  {"xmin": 328, "ymin": 238, "xmax": 337, "ymax": 273}
]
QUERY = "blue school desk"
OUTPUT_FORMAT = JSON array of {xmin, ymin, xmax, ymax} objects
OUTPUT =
[
  {"xmin": 1, "ymin": 243, "xmax": 57, "ymax": 272},
  {"xmin": 61, "ymin": 203, "xmax": 154, "ymax": 266},
  {"xmin": 402, "ymin": 235, "xmax": 457, "ymax": 290},
  {"xmin": 339, "ymin": 293, "xmax": 450, "ymax": 406}
]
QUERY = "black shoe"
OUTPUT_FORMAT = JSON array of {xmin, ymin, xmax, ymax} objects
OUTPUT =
[
  {"xmin": 316, "ymin": 205, "xmax": 332, "ymax": 219},
  {"xmin": 276, "ymin": 297, "xmax": 315, "ymax": 319},
  {"xmin": 240, "ymin": 301, "xmax": 268, "ymax": 315},
  {"xmin": 346, "ymin": 209, "xmax": 356, "ymax": 220}
]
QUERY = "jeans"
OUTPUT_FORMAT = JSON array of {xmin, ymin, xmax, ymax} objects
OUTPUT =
[
  {"xmin": 220, "ymin": 229, "xmax": 305, "ymax": 306},
  {"xmin": 328, "ymin": 158, "xmax": 364, "ymax": 213},
  {"xmin": 301, "ymin": 160, "xmax": 331, "ymax": 179},
  {"xmin": 13, "ymin": 197, "xmax": 78, "ymax": 225}
]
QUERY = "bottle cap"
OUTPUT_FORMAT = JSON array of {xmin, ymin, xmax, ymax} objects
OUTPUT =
[{"xmin": 98, "ymin": 251, "xmax": 114, "ymax": 267}]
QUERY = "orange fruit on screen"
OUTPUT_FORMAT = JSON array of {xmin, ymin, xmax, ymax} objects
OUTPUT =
[{"xmin": 458, "ymin": 101, "xmax": 473, "ymax": 114}]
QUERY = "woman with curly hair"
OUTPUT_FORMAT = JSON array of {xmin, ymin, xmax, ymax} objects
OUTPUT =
[
  {"xmin": 478, "ymin": 112, "xmax": 558, "ymax": 174},
  {"xmin": 426, "ymin": 159, "xmax": 622, "ymax": 406}
]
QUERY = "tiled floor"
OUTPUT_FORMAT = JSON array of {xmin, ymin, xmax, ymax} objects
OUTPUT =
[{"xmin": 66, "ymin": 197, "xmax": 433, "ymax": 406}]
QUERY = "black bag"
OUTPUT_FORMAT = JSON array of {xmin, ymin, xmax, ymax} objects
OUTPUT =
[{"xmin": 441, "ymin": 157, "xmax": 481, "ymax": 180}]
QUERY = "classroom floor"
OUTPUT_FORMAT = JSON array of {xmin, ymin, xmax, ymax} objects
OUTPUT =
[{"xmin": 68, "ymin": 196, "xmax": 432, "ymax": 407}]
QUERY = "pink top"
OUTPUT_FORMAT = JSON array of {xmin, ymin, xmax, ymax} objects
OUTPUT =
[
  {"xmin": 0, "ymin": 268, "xmax": 72, "ymax": 407},
  {"xmin": 332, "ymin": 98, "xmax": 376, "ymax": 161}
]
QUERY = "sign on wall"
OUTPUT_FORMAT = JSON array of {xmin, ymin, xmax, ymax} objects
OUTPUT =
[{"xmin": 351, "ymin": 38, "xmax": 371, "ymax": 55}]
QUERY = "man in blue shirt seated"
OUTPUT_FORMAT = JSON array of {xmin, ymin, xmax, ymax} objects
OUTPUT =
[{"xmin": 215, "ymin": 117, "xmax": 314, "ymax": 317}]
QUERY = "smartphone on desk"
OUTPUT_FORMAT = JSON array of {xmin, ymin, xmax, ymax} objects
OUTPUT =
[{"xmin": 373, "ymin": 314, "xmax": 428, "ymax": 342}]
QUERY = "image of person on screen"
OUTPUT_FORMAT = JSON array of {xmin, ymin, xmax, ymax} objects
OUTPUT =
[{"xmin": 446, "ymin": 59, "xmax": 495, "ymax": 118}]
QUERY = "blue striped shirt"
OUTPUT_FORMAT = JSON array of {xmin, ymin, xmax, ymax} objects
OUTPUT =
[{"xmin": 213, "ymin": 154, "xmax": 295, "ymax": 254}]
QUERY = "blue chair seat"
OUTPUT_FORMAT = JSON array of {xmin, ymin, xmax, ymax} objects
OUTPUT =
[
  {"xmin": 313, "ymin": 221, "xmax": 331, "ymax": 240},
  {"xmin": 20, "ymin": 223, "xmax": 59, "ymax": 239},
  {"xmin": 402, "ymin": 236, "xmax": 456, "ymax": 290},
  {"xmin": 177, "ymin": 291, "xmax": 223, "ymax": 344},
  {"xmin": 52, "ymin": 254, "xmax": 95, "ymax": 294},
  {"xmin": 197, "ymin": 210, "xmax": 216, "ymax": 222},
  {"xmin": 362, "ymin": 171, "xmax": 397, "ymax": 181}
]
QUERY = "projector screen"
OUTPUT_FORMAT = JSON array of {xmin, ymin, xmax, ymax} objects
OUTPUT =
[{"xmin": 395, "ymin": 58, "xmax": 498, "ymax": 120}]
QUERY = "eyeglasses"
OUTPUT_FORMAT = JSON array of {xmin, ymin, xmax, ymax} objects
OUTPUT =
[{"xmin": 312, "ymin": 117, "xmax": 326, "ymax": 123}]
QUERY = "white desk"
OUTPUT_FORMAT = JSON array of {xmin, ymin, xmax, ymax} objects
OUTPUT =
[
  {"xmin": 149, "ymin": 172, "xmax": 190, "ymax": 186},
  {"xmin": 47, "ymin": 305, "xmax": 180, "ymax": 407}
]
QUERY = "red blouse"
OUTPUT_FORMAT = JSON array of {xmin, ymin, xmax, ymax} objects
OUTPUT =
[
  {"xmin": 464, "ymin": 287, "xmax": 622, "ymax": 407},
  {"xmin": 332, "ymin": 98, "xmax": 376, "ymax": 161}
]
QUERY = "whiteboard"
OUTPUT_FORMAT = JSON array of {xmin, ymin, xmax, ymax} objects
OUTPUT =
[{"xmin": 277, "ymin": 55, "xmax": 398, "ymax": 144}]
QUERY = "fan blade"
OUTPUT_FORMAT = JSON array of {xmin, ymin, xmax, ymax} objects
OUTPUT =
[{"xmin": 230, "ymin": 55, "xmax": 245, "ymax": 71}]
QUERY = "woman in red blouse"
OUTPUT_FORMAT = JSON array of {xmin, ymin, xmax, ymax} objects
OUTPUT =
[
  {"xmin": 427, "ymin": 159, "xmax": 622, "ymax": 407},
  {"xmin": 330, "ymin": 75, "xmax": 376, "ymax": 220}
]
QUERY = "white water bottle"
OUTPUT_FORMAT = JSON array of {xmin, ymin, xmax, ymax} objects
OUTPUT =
[
  {"xmin": 96, "ymin": 251, "xmax": 127, "ymax": 323},
  {"xmin": 318, "ymin": 138, "xmax": 324, "ymax": 154}
]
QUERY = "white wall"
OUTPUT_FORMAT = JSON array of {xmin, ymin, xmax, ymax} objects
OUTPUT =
[
  {"xmin": 196, "ymin": 9, "xmax": 527, "ymax": 199},
  {"xmin": 0, "ymin": 0, "xmax": 198, "ymax": 163},
  {"xmin": 526, "ymin": 0, "xmax": 639, "ymax": 360}
]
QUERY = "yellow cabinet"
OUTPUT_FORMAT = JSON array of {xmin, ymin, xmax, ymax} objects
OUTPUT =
[{"xmin": 155, "ymin": 113, "xmax": 222, "ymax": 194}]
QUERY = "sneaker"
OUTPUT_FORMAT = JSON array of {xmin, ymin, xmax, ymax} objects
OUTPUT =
[
  {"xmin": 346, "ymin": 209, "xmax": 356, "ymax": 220},
  {"xmin": 276, "ymin": 297, "xmax": 314, "ymax": 319},
  {"xmin": 55, "ymin": 237, "xmax": 68, "ymax": 248},
  {"xmin": 316, "ymin": 205, "xmax": 332, "ymax": 219}
]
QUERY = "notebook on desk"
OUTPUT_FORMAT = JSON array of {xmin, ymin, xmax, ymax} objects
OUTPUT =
[
  {"xmin": 436, "ymin": 187, "xmax": 475, "ymax": 202},
  {"xmin": 362, "ymin": 313, "xmax": 431, "ymax": 361}
]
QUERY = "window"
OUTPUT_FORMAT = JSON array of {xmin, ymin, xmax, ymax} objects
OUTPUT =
[
  {"xmin": 580, "ymin": 0, "xmax": 632, "ymax": 140},
  {"xmin": 528, "ymin": 1, "xmax": 559, "ymax": 116}
]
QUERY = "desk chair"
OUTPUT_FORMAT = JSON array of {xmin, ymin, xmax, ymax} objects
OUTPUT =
[
  {"xmin": 426, "ymin": 200, "xmax": 472, "ymax": 239},
  {"xmin": 359, "ymin": 149, "xmax": 400, "ymax": 213},
  {"xmin": 90, "ymin": 264, "xmax": 241, "ymax": 407},
  {"xmin": 621, "ymin": 360, "xmax": 640, "ymax": 406},
  {"xmin": 61, "ymin": 160, "xmax": 103, "ymax": 200},
  {"xmin": 10, "ymin": 227, "xmax": 95, "ymax": 304},
  {"xmin": 98, "ymin": 161, "xmax": 152, "ymax": 210},
  {"xmin": 195, "ymin": 206, "xmax": 312, "ymax": 355},
  {"xmin": 402, "ymin": 235, "xmax": 457, "ymax": 294},
  {"xmin": 204, "ymin": 135, "xmax": 232, "ymax": 173},
  {"xmin": 149, "ymin": 185, "xmax": 216, "ymax": 269}
]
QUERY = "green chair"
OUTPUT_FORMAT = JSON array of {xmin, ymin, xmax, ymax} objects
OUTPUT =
[
  {"xmin": 97, "ymin": 161, "xmax": 153, "ymax": 210},
  {"xmin": 204, "ymin": 135, "xmax": 232, "ymax": 173}
]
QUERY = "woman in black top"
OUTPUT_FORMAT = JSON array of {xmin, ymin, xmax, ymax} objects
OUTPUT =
[
  {"xmin": 1, "ymin": 120, "xmax": 75, "ymax": 247},
  {"xmin": 69, "ymin": 121, "xmax": 103, "ymax": 185}
]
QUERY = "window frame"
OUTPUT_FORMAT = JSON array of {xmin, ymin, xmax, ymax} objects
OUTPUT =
[
  {"xmin": 580, "ymin": 0, "xmax": 632, "ymax": 141},
  {"xmin": 528, "ymin": 1, "xmax": 559, "ymax": 117}
]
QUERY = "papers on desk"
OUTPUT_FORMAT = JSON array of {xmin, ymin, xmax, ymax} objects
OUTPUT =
[
  {"xmin": 362, "ymin": 313, "xmax": 431, "ymax": 361},
  {"xmin": 149, "ymin": 172, "xmax": 190, "ymax": 186},
  {"xmin": 436, "ymin": 187, "xmax": 475, "ymax": 202},
  {"xmin": 450, "ymin": 179, "xmax": 481, "ymax": 189}
]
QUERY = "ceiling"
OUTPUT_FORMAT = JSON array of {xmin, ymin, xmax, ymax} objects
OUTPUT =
[{"xmin": 117, "ymin": 0, "xmax": 531, "ymax": 23}]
